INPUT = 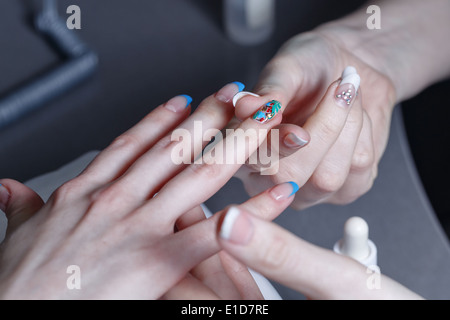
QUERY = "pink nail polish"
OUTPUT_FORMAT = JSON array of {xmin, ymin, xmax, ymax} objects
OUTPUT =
[
  {"xmin": 164, "ymin": 95, "xmax": 192, "ymax": 112},
  {"xmin": 270, "ymin": 182, "xmax": 299, "ymax": 201}
]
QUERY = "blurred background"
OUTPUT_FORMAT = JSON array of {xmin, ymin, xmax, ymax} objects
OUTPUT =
[{"xmin": 0, "ymin": 0, "xmax": 449, "ymax": 298}]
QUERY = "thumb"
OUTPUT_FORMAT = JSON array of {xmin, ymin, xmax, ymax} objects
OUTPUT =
[{"xmin": 0, "ymin": 179, "xmax": 44, "ymax": 234}]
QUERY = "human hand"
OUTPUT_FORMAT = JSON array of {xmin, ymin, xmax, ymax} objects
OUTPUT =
[
  {"xmin": 234, "ymin": 30, "xmax": 396, "ymax": 210},
  {"xmin": 216, "ymin": 206, "xmax": 423, "ymax": 300},
  {"xmin": 0, "ymin": 82, "xmax": 292, "ymax": 299}
]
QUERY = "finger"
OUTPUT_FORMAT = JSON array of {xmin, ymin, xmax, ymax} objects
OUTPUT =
[
  {"xmin": 233, "ymin": 55, "xmax": 302, "ymax": 121},
  {"xmin": 161, "ymin": 274, "xmax": 220, "ymax": 300},
  {"xmin": 217, "ymin": 251, "xmax": 264, "ymax": 300},
  {"xmin": 81, "ymin": 95, "xmax": 193, "ymax": 186},
  {"xmin": 294, "ymin": 87, "xmax": 363, "ymax": 208},
  {"xmin": 133, "ymin": 99, "xmax": 283, "ymax": 230},
  {"xmin": 245, "ymin": 123, "xmax": 310, "ymax": 173},
  {"xmin": 98, "ymin": 82, "xmax": 242, "ymax": 208},
  {"xmin": 152, "ymin": 181, "xmax": 297, "ymax": 295},
  {"xmin": 176, "ymin": 206, "xmax": 246, "ymax": 299},
  {"xmin": 267, "ymin": 67, "xmax": 361, "ymax": 191},
  {"xmin": 0, "ymin": 179, "xmax": 44, "ymax": 235},
  {"xmin": 330, "ymin": 110, "xmax": 376, "ymax": 204},
  {"xmin": 217, "ymin": 207, "xmax": 422, "ymax": 300}
]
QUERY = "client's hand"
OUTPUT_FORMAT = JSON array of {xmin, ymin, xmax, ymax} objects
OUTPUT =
[{"xmin": 0, "ymin": 82, "xmax": 292, "ymax": 299}]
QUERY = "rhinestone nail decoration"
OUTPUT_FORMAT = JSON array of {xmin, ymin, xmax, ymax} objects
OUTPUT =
[{"xmin": 336, "ymin": 88, "xmax": 353, "ymax": 105}]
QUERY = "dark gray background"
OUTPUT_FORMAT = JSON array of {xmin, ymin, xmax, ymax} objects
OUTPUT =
[{"xmin": 1, "ymin": 0, "xmax": 450, "ymax": 299}]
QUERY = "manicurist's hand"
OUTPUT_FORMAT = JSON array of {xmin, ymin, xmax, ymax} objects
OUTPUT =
[
  {"xmin": 234, "ymin": 0, "xmax": 450, "ymax": 210},
  {"xmin": 0, "ymin": 81, "xmax": 295, "ymax": 299},
  {"xmin": 234, "ymin": 34, "xmax": 393, "ymax": 210}
]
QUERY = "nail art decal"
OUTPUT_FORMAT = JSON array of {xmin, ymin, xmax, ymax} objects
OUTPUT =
[{"xmin": 252, "ymin": 100, "xmax": 281, "ymax": 123}]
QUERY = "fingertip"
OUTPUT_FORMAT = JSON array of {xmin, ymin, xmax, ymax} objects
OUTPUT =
[
  {"xmin": 0, "ymin": 179, "xmax": 44, "ymax": 228},
  {"xmin": 283, "ymin": 131, "xmax": 310, "ymax": 149},
  {"xmin": 219, "ymin": 207, "xmax": 254, "ymax": 246}
]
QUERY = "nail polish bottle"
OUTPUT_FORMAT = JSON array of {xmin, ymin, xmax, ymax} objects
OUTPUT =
[
  {"xmin": 223, "ymin": 0, "xmax": 275, "ymax": 46},
  {"xmin": 333, "ymin": 216, "xmax": 378, "ymax": 268}
]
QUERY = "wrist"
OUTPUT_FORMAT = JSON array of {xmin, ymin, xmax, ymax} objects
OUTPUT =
[{"xmin": 315, "ymin": 0, "xmax": 450, "ymax": 102}]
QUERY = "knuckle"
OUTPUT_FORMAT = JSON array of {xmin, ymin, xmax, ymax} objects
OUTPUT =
[
  {"xmin": 259, "ymin": 235, "xmax": 294, "ymax": 270},
  {"xmin": 152, "ymin": 134, "xmax": 173, "ymax": 150},
  {"xmin": 316, "ymin": 119, "xmax": 342, "ymax": 142},
  {"xmin": 110, "ymin": 133, "xmax": 142, "ymax": 151},
  {"xmin": 189, "ymin": 162, "xmax": 222, "ymax": 180},
  {"xmin": 351, "ymin": 149, "xmax": 374, "ymax": 173},
  {"xmin": 310, "ymin": 169, "xmax": 345, "ymax": 194},
  {"xmin": 50, "ymin": 179, "xmax": 84, "ymax": 205}
]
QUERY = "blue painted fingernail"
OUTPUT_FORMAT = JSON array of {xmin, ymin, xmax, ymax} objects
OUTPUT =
[
  {"xmin": 288, "ymin": 181, "xmax": 299, "ymax": 197},
  {"xmin": 232, "ymin": 81, "xmax": 245, "ymax": 92},
  {"xmin": 180, "ymin": 94, "xmax": 193, "ymax": 108}
]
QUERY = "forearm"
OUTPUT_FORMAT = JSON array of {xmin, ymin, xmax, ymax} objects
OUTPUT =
[{"xmin": 317, "ymin": 0, "xmax": 450, "ymax": 102}]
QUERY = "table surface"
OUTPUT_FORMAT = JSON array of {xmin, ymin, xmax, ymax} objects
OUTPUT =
[{"xmin": 1, "ymin": 0, "xmax": 449, "ymax": 299}]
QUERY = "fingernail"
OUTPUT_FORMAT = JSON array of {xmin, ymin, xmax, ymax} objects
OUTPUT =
[
  {"xmin": 216, "ymin": 82, "xmax": 245, "ymax": 103},
  {"xmin": 0, "ymin": 184, "xmax": 10, "ymax": 212},
  {"xmin": 219, "ymin": 207, "xmax": 253, "ymax": 245},
  {"xmin": 270, "ymin": 181, "xmax": 299, "ymax": 201},
  {"xmin": 335, "ymin": 66, "xmax": 360, "ymax": 107},
  {"xmin": 283, "ymin": 133, "xmax": 309, "ymax": 148},
  {"xmin": 164, "ymin": 95, "xmax": 193, "ymax": 112},
  {"xmin": 252, "ymin": 100, "xmax": 282, "ymax": 124},
  {"xmin": 232, "ymin": 91, "xmax": 260, "ymax": 107}
]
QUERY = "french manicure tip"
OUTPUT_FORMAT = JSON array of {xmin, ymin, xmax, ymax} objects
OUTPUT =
[
  {"xmin": 220, "ymin": 207, "xmax": 240, "ymax": 240},
  {"xmin": 232, "ymin": 81, "xmax": 245, "ymax": 93},
  {"xmin": 287, "ymin": 181, "xmax": 299, "ymax": 196},
  {"xmin": 342, "ymin": 66, "xmax": 357, "ymax": 78},
  {"xmin": 232, "ymin": 91, "xmax": 260, "ymax": 107},
  {"xmin": 179, "ymin": 94, "xmax": 193, "ymax": 108}
]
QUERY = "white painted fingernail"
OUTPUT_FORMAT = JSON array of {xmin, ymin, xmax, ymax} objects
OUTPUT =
[
  {"xmin": 342, "ymin": 66, "xmax": 357, "ymax": 79},
  {"xmin": 340, "ymin": 66, "xmax": 360, "ymax": 93},
  {"xmin": 220, "ymin": 207, "xmax": 240, "ymax": 240},
  {"xmin": 232, "ymin": 91, "xmax": 261, "ymax": 107}
]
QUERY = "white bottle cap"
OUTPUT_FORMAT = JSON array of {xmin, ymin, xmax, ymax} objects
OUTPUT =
[{"xmin": 333, "ymin": 216, "xmax": 377, "ymax": 267}]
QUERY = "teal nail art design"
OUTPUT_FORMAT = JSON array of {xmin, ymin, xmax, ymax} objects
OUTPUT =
[
  {"xmin": 288, "ymin": 181, "xmax": 299, "ymax": 196},
  {"xmin": 252, "ymin": 100, "xmax": 282, "ymax": 123}
]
